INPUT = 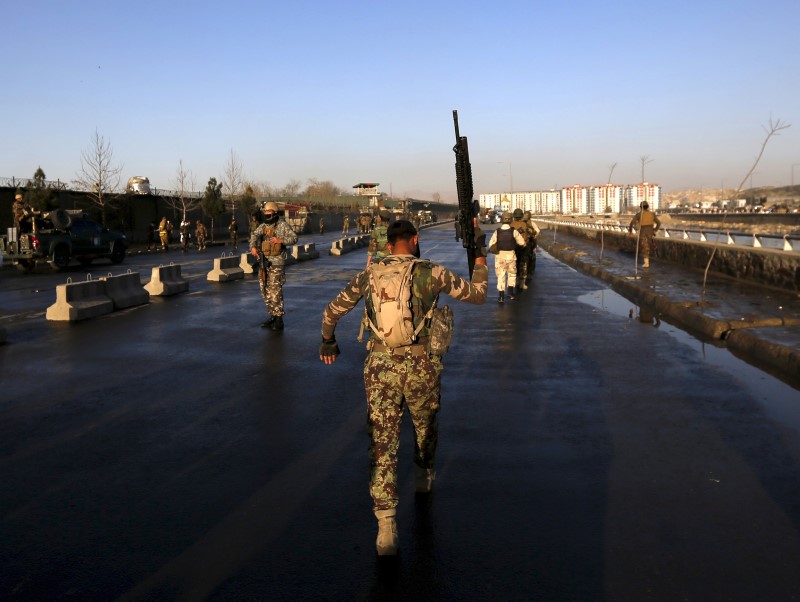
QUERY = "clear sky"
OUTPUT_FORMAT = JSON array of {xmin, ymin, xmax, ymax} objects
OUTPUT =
[{"xmin": 2, "ymin": 0, "xmax": 798, "ymax": 201}]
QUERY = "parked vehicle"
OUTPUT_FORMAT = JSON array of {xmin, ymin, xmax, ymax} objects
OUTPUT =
[
  {"xmin": 1, "ymin": 209, "xmax": 128, "ymax": 272},
  {"xmin": 126, "ymin": 176, "xmax": 151, "ymax": 195}
]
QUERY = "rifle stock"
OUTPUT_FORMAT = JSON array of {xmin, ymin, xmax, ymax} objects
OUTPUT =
[{"xmin": 452, "ymin": 110, "xmax": 478, "ymax": 277}]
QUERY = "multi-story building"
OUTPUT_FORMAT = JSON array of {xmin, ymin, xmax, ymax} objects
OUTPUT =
[
  {"xmin": 623, "ymin": 183, "xmax": 661, "ymax": 212},
  {"xmin": 480, "ymin": 183, "xmax": 660, "ymax": 215},
  {"xmin": 589, "ymin": 185, "xmax": 623, "ymax": 214}
]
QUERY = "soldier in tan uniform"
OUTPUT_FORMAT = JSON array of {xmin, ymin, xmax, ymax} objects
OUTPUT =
[
  {"xmin": 319, "ymin": 220, "xmax": 487, "ymax": 556},
  {"xmin": 628, "ymin": 201, "xmax": 661, "ymax": 268}
]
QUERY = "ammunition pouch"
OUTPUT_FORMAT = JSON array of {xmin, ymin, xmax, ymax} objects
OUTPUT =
[{"xmin": 260, "ymin": 239, "xmax": 282, "ymax": 256}]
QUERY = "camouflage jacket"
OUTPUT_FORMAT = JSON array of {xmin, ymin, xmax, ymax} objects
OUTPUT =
[
  {"xmin": 249, "ymin": 219, "xmax": 298, "ymax": 267},
  {"xmin": 322, "ymin": 254, "xmax": 488, "ymax": 341},
  {"xmin": 367, "ymin": 224, "xmax": 389, "ymax": 257}
]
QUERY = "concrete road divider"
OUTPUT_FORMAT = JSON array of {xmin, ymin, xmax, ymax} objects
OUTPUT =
[
  {"xmin": 330, "ymin": 238, "xmax": 355, "ymax": 256},
  {"xmin": 240, "ymin": 252, "xmax": 257, "ymax": 275},
  {"xmin": 46, "ymin": 276, "xmax": 114, "ymax": 321},
  {"xmin": 100, "ymin": 271, "xmax": 149, "ymax": 310},
  {"xmin": 207, "ymin": 254, "xmax": 245, "ymax": 282},
  {"xmin": 290, "ymin": 243, "xmax": 320, "ymax": 261},
  {"xmin": 144, "ymin": 264, "xmax": 189, "ymax": 296}
]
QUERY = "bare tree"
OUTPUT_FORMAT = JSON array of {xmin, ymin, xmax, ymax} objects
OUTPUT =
[
  {"xmin": 222, "ymin": 149, "xmax": 244, "ymax": 213},
  {"xmin": 701, "ymin": 115, "xmax": 791, "ymax": 301},
  {"xmin": 280, "ymin": 179, "xmax": 302, "ymax": 198},
  {"xmin": 73, "ymin": 130, "xmax": 123, "ymax": 226},
  {"xmin": 639, "ymin": 155, "xmax": 654, "ymax": 183},
  {"xmin": 432, "ymin": 192, "xmax": 441, "ymax": 203},
  {"xmin": 607, "ymin": 162, "xmax": 617, "ymax": 185},
  {"xmin": 166, "ymin": 159, "xmax": 200, "ymax": 221}
]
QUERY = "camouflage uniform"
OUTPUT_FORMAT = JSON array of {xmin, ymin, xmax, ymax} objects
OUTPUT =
[
  {"xmin": 342, "ymin": 215, "xmax": 350, "ymax": 235},
  {"xmin": 249, "ymin": 218, "xmax": 298, "ymax": 318},
  {"xmin": 628, "ymin": 208, "xmax": 661, "ymax": 267},
  {"xmin": 158, "ymin": 218, "xmax": 170, "ymax": 250},
  {"xmin": 195, "ymin": 221, "xmax": 207, "ymax": 250},
  {"xmin": 510, "ymin": 216, "xmax": 532, "ymax": 286},
  {"xmin": 322, "ymin": 255, "xmax": 488, "ymax": 512},
  {"xmin": 488, "ymin": 224, "xmax": 525, "ymax": 292},
  {"xmin": 525, "ymin": 214, "xmax": 540, "ymax": 279},
  {"xmin": 367, "ymin": 223, "xmax": 389, "ymax": 264},
  {"xmin": 229, "ymin": 219, "xmax": 239, "ymax": 250}
]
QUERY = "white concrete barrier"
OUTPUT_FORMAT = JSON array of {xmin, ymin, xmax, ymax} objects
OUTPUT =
[
  {"xmin": 290, "ymin": 243, "xmax": 321, "ymax": 261},
  {"xmin": 207, "ymin": 254, "xmax": 245, "ymax": 282},
  {"xmin": 330, "ymin": 238, "xmax": 356, "ymax": 256},
  {"xmin": 240, "ymin": 252, "xmax": 257, "ymax": 275},
  {"xmin": 46, "ymin": 278, "xmax": 114, "ymax": 321},
  {"xmin": 144, "ymin": 264, "xmax": 189, "ymax": 296},
  {"xmin": 100, "ymin": 271, "xmax": 150, "ymax": 310}
]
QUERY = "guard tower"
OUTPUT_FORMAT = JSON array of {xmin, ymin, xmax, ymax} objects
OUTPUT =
[{"xmin": 353, "ymin": 183, "xmax": 381, "ymax": 208}]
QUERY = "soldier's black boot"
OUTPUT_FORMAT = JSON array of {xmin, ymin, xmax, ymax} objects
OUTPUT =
[
  {"xmin": 261, "ymin": 316, "xmax": 276, "ymax": 328},
  {"xmin": 508, "ymin": 286, "xmax": 516, "ymax": 300},
  {"xmin": 270, "ymin": 316, "xmax": 284, "ymax": 331},
  {"xmin": 498, "ymin": 291, "xmax": 504, "ymax": 304}
]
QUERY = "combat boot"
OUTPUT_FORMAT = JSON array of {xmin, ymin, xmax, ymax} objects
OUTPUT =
[
  {"xmin": 498, "ymin": 291, "xmax": 504, "ymax": 304},
  {"xmin": 261, "ymin": 316, "xmax": 276, "ymax": 328},
  {"xmin": 375, "ymin": 509, "xmax": 398, "ymax": 556},
  {"xmin": 270, "ymin": 316, "xmax": 284, "ymax": 331},
  {"xmin": 415, "ymin": 466, "xmax": 435, "ymax": 493},
  {"xmin": 507, "ymin": 286, "xmax": 516, "ymax": 300}
]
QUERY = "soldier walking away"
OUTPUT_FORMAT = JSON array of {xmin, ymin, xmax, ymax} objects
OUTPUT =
[
  {"xmin": 229, "ymin": 217, "xmax": 239, "ymax": 250},
  {"xmin": 319, "ymin": 217, "xmax": 325, "ymax": 235},
  {"xmin": 628, "ymin": 201, "xmax": 661, "ymax": 269},
  {"xmin": 510, "ymin": 208, "xmax": 533, "ymax": 289},
  {"xmin": 195, "ymin": 220, "xmax": 208, "ymax": 251},
  {"xmin": 523, "ymin": 211, "xmax": 540, "ymax": 280},
  {"xmin": 319, "ymin": 219, "xmax": 488, "ymax": 556},
  {"xmin": 487, "ymin": 211, "xmax": 525, "ymax": 303},
  {"xmin": 366, "ymin": 209, "xmax": 392, "ymax": 267},
  {"xmin": 179, "ymin": 219, "xmax": 191, "ymax": 252},
  {"xmin": 158, "ymin": 217, "xmax": 170, "ymax": 251},
  {"xmin": 342, "ymin": 214, "xmax": 350, "ymax": 235},
  {"xmin": 250, "ymin": 201, "xmax": 298, "ymax": 330}
]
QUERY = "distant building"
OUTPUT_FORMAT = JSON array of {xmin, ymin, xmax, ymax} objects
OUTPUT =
[
  {"xmin": 589, "ymin": 185, "xmax": 623, "ymax": 214},
  {"xmin": 561, "ymin": 186, "xmax": 589, "ymax": 214},
  {"xmin": 481, "ymin": 183, "xmax": 659, "ymax": 215},
  {"xmin": 623, "ymin": 183, "xmax": 661, "ymax": 212}
]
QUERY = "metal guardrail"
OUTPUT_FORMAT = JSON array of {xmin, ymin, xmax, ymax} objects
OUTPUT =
[{"xmin": 536, "ymin": 218, "xmax": 798, "ymax": 252}]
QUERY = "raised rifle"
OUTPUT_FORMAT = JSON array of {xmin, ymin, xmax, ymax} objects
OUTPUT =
[{"xmin": 452, "ymin": 110, "xmax": 480, "ymax": 277}]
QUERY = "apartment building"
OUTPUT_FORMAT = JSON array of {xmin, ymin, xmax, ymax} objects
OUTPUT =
[{"xmin": 480, "ymin": 183, "xmax": 660, "ymax": 215}]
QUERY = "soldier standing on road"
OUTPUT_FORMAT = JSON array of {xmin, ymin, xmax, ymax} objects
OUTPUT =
[
  {"xmin": 319, "ymin": 220, "xmax": 488, "ymax": 556},
  {"xmin": 488, "ymin": 211, "xmax": 526, "ymax": 303},
  {"xmin": 249, "ymin": 201, "xmax": 298, "ymax": 331},
  {"xmin": 158, "ymin": 217, "xmax": 170, "ymax": 251},
  {"xmin": 628, "ymin": 201, "xmax": 661, "ymax": 269},
  {"xmin": 229, "ymin": 217, "xmax": 239, "ymax": 251},
  {"xmin": 523, "ymin": 211, "xmax": 540, "ymax": 280},
  {"xmin": 146, "ymin": 221, "xmax": 156, "ymax": 251},
  {"xmin": 195, "ymin": 220, "xmax": 208, "ymax": 251},
  {"xmin": 510, "ymin": 208, "xmax": 533, "ymax": 289},
  {"xmin": 342, "ymin": 214, "xmax": 350, "ymax": 235},
  {"xmin": 179, "ymin": 219, "xmax": 191, "ymax": 252},
  {"xmin": 365, "ymin": 209, "xmax": 392, "ymax": 267},
  {"xmin": 319, "ymin": 217, "xmax": 325, "ymax": 235}
]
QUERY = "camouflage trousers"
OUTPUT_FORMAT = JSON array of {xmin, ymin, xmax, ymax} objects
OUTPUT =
[
  {"xmin": 494, "ymin": 250, "xmax": 517, "ymax": 291},
  {"xmin": 258, "ymin": 265, "xmax": 286, "ymax": 316},
  {"xmin": 364, "ymin": 351, "xmax": 443, "ymax": 512},
  {"xmin": 515, "ymin": 250, "xmax": 528, "ymax": 284},
  {"xmin": 638, "ymin": 230, "xmax": 655, "ymax": 263}
]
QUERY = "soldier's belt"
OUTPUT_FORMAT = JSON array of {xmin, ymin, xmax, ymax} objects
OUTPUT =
[{"xmin": 370, "ymin": 340, "xmax": 429, "ymax": 357}]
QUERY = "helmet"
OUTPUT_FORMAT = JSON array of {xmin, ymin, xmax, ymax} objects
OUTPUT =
[
  {"xmin": 501, "ymin": 211, "xmax": 512, "ymax": 223},
  {"xmin": 262, "ymin": 201, "xmax": 279, "ymax": 212},
  {"xmin": 641, "ymin": 201, "xmax": 649, "ymax": 210},
  {"xmin": 512, "ymin": 208, "xmax": 523, "ymax": 219},
  {"xmin": 379, "ymin": 209, "xmax": 392, "ymax": 222}
]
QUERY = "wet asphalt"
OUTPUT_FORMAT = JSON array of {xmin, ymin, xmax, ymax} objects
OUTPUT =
[{"xmin": 1, "ymin": 225, "xmax": 799, "ymax": 600}]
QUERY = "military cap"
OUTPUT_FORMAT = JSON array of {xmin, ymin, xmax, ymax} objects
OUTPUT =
[{"xmin": 386, "ymin": 219, "xmax": 417, "ymax": 238}]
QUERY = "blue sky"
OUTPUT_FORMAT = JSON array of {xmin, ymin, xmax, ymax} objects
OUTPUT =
[{"xmin": 2, "ymin": 0, "xmax": 798, "ymax": 201}]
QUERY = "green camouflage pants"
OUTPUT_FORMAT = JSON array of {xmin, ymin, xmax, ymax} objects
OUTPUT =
[
  {"xmin": 364, "ymin": 351, "xmax": 442, "ymax": 512},
  {"xmin": 259, "ymin": 265, "xmax": 286, "ymax": 316}
]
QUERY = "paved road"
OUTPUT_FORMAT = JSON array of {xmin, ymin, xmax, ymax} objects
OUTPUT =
[{"xmin": 2, "ymin": 226, "xmax": 799, "ymax": 600}]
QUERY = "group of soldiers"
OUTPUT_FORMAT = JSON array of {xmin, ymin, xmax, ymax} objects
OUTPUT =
[
  {"xmin": 151, "ymin": 218, "xmax": 208, "ymax": 252},
  {"xmin": 487, "ymin": 208, "xmax": 540, "ymax": 303}
]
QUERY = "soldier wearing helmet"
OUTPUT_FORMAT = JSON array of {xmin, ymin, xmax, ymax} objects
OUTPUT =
[
  {"xmin": 249, "ymin": 201, "xmax": 298, "ymax": 330},
  {"xmin": 523, "ymin": 211, "xmax": 541, "ymax": 279},
  {"xmin": 487, "ymin": 211, "xmax": 525, "ymax": 303},
  {"xmin": 366, "ymin": 209, "xmax": 393, "ymax": 267},
  {"xmin": 510, "ymin": 208, "xmax": 534, "ymax": 289}
]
